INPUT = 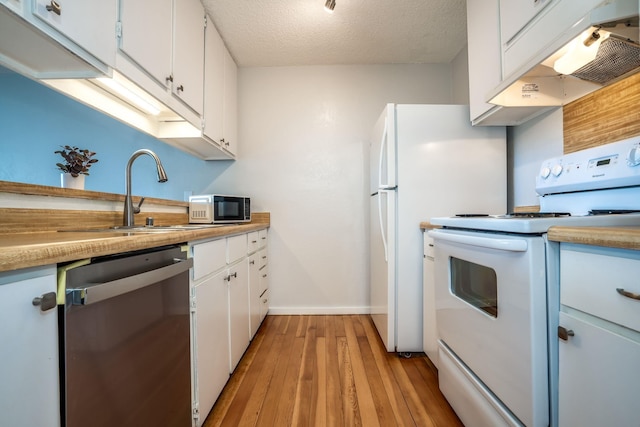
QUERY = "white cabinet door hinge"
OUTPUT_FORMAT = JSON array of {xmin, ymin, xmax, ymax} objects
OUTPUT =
[{"xmin": 115, "ymin": 21, "xmax": 122, "ymax": 39}]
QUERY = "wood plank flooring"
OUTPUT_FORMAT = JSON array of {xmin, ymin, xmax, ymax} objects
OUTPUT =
[{"xmin": 202, "ymin": 315, "xmax": 462, "ymax": 427}]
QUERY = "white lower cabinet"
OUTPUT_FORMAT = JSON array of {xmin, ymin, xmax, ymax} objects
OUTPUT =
[
  {"xmin": 248, "ymin": 251, "xmax": 261, "ymax": 337},
  {"xmin": 228, "ymin": 259, "xmax": 249, "ymax": 372},
  {"xmin": 0, "ymin": 265, "xmax": 60, "ymax": 427},
  {"xmin": 190, "ymin": 229, "xmax": 267, "ymax": 425},
  {"xmin": 558, "ymin": 244, "xmax": 640, "ymax": 427},
  {"xmin": 193, "ymin": 269, "xmax": 229, "ymax": 427}
]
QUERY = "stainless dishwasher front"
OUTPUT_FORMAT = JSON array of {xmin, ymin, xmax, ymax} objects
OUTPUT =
[{"xmin": 60, "ymin": 245, "xmax": 193, "ymax": 427}]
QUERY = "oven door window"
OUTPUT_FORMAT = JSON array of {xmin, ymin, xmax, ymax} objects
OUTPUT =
[{"xmin": 450, "ymin": 256, "xmax": 498, "ymax": 317}]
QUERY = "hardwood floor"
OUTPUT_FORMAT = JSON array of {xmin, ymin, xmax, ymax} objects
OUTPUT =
[{"xmin": 202, "ymin": 315, "xmax": 462, "ymax": 427}]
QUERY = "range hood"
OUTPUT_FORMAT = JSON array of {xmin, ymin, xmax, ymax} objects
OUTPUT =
[{"xmin": 489, "ymin": 0, "xmax": 639, "ymax": 110}]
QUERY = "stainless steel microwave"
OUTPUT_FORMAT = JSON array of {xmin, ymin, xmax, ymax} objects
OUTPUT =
[{"xmin": 189, "ymin": 194, "xmax": 251, "ymax": 224}]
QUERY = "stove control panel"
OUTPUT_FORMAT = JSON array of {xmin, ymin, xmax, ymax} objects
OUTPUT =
[{"xmin": 536, "ymin": 136, "xmax": 640, "ymax": 196}]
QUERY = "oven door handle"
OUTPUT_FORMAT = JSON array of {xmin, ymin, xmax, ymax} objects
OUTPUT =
[
  {"xmin": 428, "ymin": 230, "xmax": 528, "ymax": 252},
  {"xmin": 68, "ymin": 257, "xmax": 193, "ymax": 305}
]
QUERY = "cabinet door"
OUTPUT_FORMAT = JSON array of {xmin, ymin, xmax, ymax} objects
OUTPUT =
[
  {"xmin": 466, "ymin": 0, "xmax": 502, "ymax": 123},
  {"xmin": 558, "ymin": 311, "xmax": 640, "ymax": 426},
  {"xmin": 32, "ymin": 0, "xmax": 116, "ymax": 66},
  {"xmin": 0, "ymin": 266, "xmax": 60, "ymax": 427},
  {"xmin": 499, "ymin": 0, "xmax": 553, "ymax": 45},
  {"xmin": 203, "ymin": 15, "xmax": 224, "ymax": 144},
  {"xmin": 228, "ymin": 259, "xmax": 249, "ymax": 372},
  {"xmin": 222, "ymin": 47, "xmax": 238, "ymax": 155},
  {"xmin": 119, "ymin": 0, "xmax": 172, "ymax": 87},
  {"xmin": 248, "ymin": 252, "xmax": 261, "ymax": 338},
  {"xmin": 172, "ymin": 0, "xmax": 204, "ymax": 114},
  {"xmin": 194, "ymin": 269, "xmax": 230, "ymax": 427}
]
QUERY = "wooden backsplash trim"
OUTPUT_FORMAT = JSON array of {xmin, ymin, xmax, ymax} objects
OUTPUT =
[
  {"xmin": 563, "ymin": 72, "xmax": 640, "ymax": 154},
  {"xmin": 0, "ymin": 180, "xmax": 188, "ymax": 207},
  {"xmin": 0, "ymin": 208, "xmax": 188, "ymax": 232}
]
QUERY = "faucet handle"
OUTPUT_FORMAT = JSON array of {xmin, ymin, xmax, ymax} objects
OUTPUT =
[{"xmin": 134, "ymin": 197, "xmax": 145, "ymax": 214}]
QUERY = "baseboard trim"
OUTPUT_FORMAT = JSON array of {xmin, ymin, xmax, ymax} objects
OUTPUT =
[{"xmin": 267, "ymin": 306, "xmax": 371, "ymax": 315}]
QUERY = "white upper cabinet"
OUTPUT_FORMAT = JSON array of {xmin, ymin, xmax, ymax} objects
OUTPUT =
[
  {"xmin": 0, "ymin": 0, "xmax": 114, "ymax": 77},
  {"xmin": 32, "ymin": 0, "xmax": 116, "ymax": 68},
  {"xmin": 119, "ymin": 0, "xmax": 172, "ymax": 88},
  {"xmin": 117, "ymin": 0, "xmax": 204, "ymax": 116},
  {"xmin": 222, "ymin": 47, "xmax": 238, "ymax": 156},
  {"xmin": 499, "ymin": 0, "xmax": 553, "ymax": 45},
  {"xmin": 203, "ymin": 16, "xmax": 225, "ymax": 147},
  {"xmin": 173, "ymin": 0, "xmax": 205, "ymax": 114}
]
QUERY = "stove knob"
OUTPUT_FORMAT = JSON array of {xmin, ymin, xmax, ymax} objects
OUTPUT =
[
  {"xmin": 627, "ymin": 147, "xmax": 640, "ymax": 167},
  {"xmin": 540, "ymin": 167, "xmax": 551, "ymax": 179},
  {"xmin": 551, "ymin": 164, "xmax": 563, "ymax": 177}
]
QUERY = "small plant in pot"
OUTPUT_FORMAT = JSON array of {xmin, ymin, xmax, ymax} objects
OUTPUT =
[{"xmin": 55, "ymin": 145, "xmax": 98, "ymax": 189}]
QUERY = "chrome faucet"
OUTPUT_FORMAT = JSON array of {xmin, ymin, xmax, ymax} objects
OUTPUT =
[{"xmin": 123, "ymin": 149, "xmax": 168, "ymax": 227}]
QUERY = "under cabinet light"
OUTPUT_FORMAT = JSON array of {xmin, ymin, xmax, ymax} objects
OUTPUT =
[
  {"xmin": 95, "ymin": 73, "xmax": 161, "ymax": 116},
  {"xmin": 553, "ymin": 28, "xmax": 607, "ymax": 75}
]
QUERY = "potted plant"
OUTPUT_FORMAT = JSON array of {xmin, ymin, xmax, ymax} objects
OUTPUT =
[{"xmin": 55, "ymin": 145, "xmax": 98, "ymax": 189}]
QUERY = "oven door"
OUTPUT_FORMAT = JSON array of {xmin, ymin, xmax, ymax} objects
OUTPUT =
[{"xmin": 429, "ymin": 228, "xmax": 549, "ymax": 427}]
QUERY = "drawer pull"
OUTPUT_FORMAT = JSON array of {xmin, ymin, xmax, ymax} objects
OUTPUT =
[
  {"xmin": 616, "ymin": 288, "xmax": 640, "ymax": 301},
  {"xmin": 558, "ymin": 326, "xmax": 574, "ymax": 341}
]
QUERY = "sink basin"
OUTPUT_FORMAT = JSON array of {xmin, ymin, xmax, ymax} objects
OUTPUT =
[{"xmin": 59, "ymin": 224, "xmax": 226, "ymax": 233}]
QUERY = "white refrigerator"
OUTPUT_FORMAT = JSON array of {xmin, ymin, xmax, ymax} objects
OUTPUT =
[{"xmin": 369, "ymin": 104, "xmax": 506, "ymax": 354}]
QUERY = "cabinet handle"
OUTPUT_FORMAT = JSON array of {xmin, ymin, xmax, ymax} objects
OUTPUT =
[
  {"xmin": 262, "ymin": 274, "xmax": 267, "ymax": 278},
  {"xmin": 177, "ymin": 84, "xmax": 184, "ymax": 92},
  {"xmin": 165, "ymin": 75, "xmax": 174, "ymax": 84},
  {"xmin": 224, "ymin": 271, "xmax": 238, "ymax": 282},
  {"xmin": 249, "ymin": 260, "xmax": 255, "ymax": 265},
  {"xmin": 558, "ymin": 326, "xmax": 575, "ymax": 341},
  {"xmin": 616, "ymin": 288, "xmax": 640, "ymax": 301},
  {"xmin": 251, "ymin": 240, "xmax": 258, "ymax": 244},
  {"xmin": 32, "ymin": 292, "xmax": 57, "ymax": 312},
  {"xmin": 46, "ymin": 0, "xmax": 61, "ymax": 15},
  {"xmin": 262, "ymin": 299, "xmax": 268, "ymax": 303}
]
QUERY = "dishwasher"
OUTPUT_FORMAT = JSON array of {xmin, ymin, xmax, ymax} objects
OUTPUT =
[{"xmin": 59, "ymin": 245, "xmax": 193, "ymax": 427}]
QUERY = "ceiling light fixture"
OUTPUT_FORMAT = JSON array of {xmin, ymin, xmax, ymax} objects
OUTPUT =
[{"xmin": 324, "ymin": 0, "xmax": 336, "ymax": 13}]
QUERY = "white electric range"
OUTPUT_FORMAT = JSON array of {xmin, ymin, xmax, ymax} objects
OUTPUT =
[{"xmin": 428, "ymin": 136, "xmax": 640, "ymax": 427}]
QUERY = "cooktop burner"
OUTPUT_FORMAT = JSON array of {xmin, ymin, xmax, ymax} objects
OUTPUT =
[
  {"xmin": 507, "ymin": 212, "xmax": 571, "ymax": 218},
  {"xmin": 589, "ymin": 209, "xmax": 640, "ymax": 215}
]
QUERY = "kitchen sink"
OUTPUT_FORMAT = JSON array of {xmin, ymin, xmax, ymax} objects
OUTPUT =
[{"xmin": 59, "ymin": 224, "xmax": 226, "ymax": 233}]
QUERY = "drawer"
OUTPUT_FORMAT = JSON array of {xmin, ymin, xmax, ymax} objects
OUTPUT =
[
  {"xmin": 259, "ymin": 264, "xmax": 268, "ymax": 295},
  {"xmin": 192, "ymin": 238, "xmax": 226, "ymax": 281},
  {"xmin": 227, "ymin": 234, "xmax": 247, "ymax": 264},
  {"xmin": 561, "ymin": 245, "xmax": 640, "ymax": 332},
  {"xmin": 247, "ymin": 231, "xmax": 260, "ymax": 254},
  {"xmin": 258, "ymin": 229, "xmax": 268, "ymax": 248},
  {"xmin": 258, "ymin": 248, "xmax": 268, "ymax": 269},
  {"xmin": 259, "ymin": 288, "xmax": 269, "ymax": 321}
]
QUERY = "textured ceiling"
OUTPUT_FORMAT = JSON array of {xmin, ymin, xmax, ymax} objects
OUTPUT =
[{"xmin": 201, "ymin": 0, "xmax": 468, "ymax": 67}]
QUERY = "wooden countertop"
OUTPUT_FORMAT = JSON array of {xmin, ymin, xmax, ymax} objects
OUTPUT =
[
  {"xmin": 419, "ymin": 221, "xmax": 441, "ymax": 230},
  {"xmin": 547, "ymin": 226, "xmax": 640, "ymax": 250},
  {"xmin": 0, "ymin": 220, "xmax": 269, "ymax": 273}
]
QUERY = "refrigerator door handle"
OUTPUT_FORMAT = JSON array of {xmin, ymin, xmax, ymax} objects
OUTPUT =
[
  {"xmin": 378, "ymin": 118, "xmax": 389, "ymax": 189},
  {"xmin": 378, "ymin": 190, "xmax": 389, "ymax": 262}
]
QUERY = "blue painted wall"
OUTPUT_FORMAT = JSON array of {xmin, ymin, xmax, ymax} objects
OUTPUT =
[{"xmin": 0, "ymin": 68, "xmax": 226, "ymax": 201}]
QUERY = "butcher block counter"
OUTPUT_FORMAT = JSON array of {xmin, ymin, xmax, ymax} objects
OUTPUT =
[
  {"xmin": 547, "ymin": 226, "xmax": 640, "ymax": 251},
  {"xmin": 0, "ymin": 181, "xmax": 269, "ymax": 272},
  {"xmin": 0, "ymin": 218, "xmax": 269, "ymax": 273}
]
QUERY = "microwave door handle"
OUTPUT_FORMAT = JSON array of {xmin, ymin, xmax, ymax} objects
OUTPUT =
[{"xmin": 428, "ymin": 230, "xmax": 529, "ymax": 252}]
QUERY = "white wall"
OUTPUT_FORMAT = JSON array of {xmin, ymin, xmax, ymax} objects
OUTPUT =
[
  {"xmin": 509, "ymin": 109, "xmax": 564, "ymax": 208},
  {"xmin": 451, "ymin": 46, "xmax": 470, "ymax": 105},
  {"xmin": 205, "ymin": 64, "xmax": 454, "ymax": 314}
]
